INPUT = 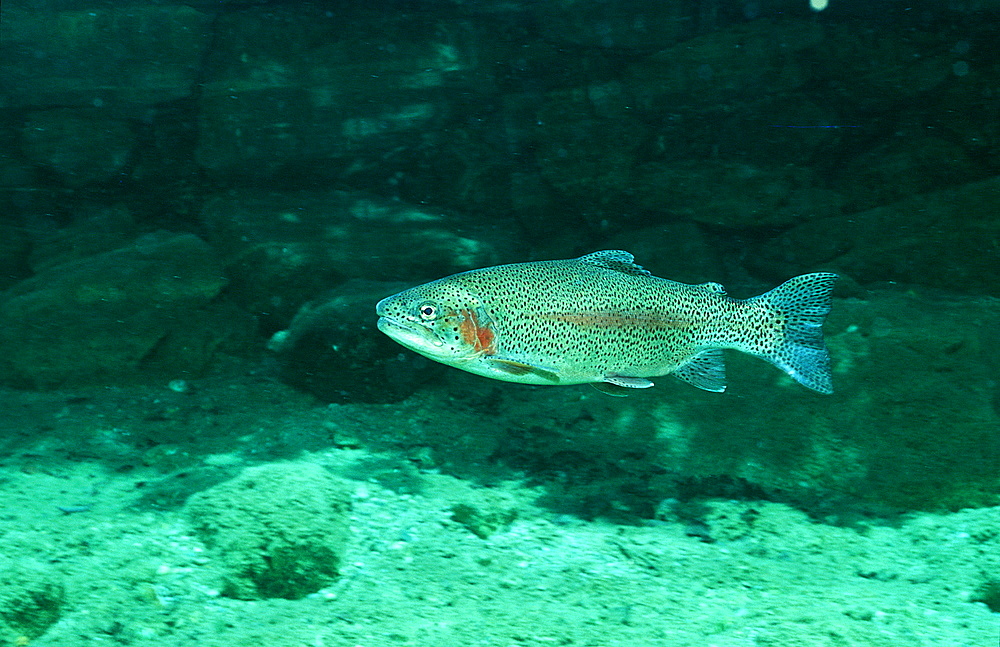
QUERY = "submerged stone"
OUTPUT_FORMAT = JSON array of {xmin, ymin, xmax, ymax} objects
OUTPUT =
[
  {"xmin": 196, "ymin": 6, "xmax": 487, "ymax": 176},
  {"xmin": 184, "ymin": 462, "xmax": 352, "ymax": 600},
  {"xmin": 749, "ymin": 176, "xmax": 1000, "ymax": 295},
  {"xmin": 0, "ymin": 558, "xmax": 64, "ymax": 643},
  {"xmin": 21, "ymin": 109, "xmax": 137, "ymax": 187},
  {"xmin": 272, "ymin": 280, "xmax": 438, "ymax": 404},
  {"xmin": 0, "ymin": 5, "xmax": 213, "ymax": 110},
  {"xmin": 201, "ymin": 189, "xmax": 503, "ymax": 330},
  {"xmin": 0, "ymin": 232, "xmax": 229, "ymax": 388}
]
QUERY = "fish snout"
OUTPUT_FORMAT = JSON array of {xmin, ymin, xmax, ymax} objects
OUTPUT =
[{"xmin": 375, "ymin": 296, "xmax": 393, "ymax": 317}]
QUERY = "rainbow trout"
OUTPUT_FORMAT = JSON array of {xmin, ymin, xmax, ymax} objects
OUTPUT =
[{"xmin": 376, "ymin": 250, "xmax": 836, "ymax": 395}]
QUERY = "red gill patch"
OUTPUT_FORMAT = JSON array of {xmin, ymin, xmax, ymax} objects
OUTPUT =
[{"xmin": 457, "ymin": 308, "xmax": 496, "ymax": 354}]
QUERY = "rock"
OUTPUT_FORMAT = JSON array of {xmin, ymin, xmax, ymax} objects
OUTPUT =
[
  {"xmin": 0, "ymin": 558, "xmax": 64, "ymax": 643},
  {"xmin": 605, "ymin": 222, "xmax": 724, "ymax": 286},
  {"xmin": 836, "ymin": 135, "xmax": 981, "ymax": 212},
  {"xmin": 534, "ymin": 0, "xmax": 690, "ymax": 50},
  {"xmin": 747, "ymin": 176, "xmax": 1000, "ymax": 295},
  {"xmin": 534, "ymin": 83, "xmax": 647, "ymax": 217},
  {"xmin": 660, "ymin": 500, "xmax": 812, "ymax": 544},
  {"xmin": 0, "ymin": 5, "xmax": 213, "ymax": 110},
  {"xmin": 645, "ymin": 96, "xmax": 848, "ymax": 168},
  {"xmin": 934, "ymin": 74, "xmax": 1000, "ymax": 169},
  {"xmin": 632, "ymin": 161, "xmax": 845, "ymax": 228},
  {"xmin": 815, "ymin": 25, "xmax": 955, "ymax": 108},
  {"xmin": 201, "ymin": 189, "xmax": 504, "ymax": 330},
  {"xmin": 26, "ymin": 203, "xmax": 136, "ymax": 272},
  {"xmin": 196, "ymin": 6, "xmax": 488, "ymax": 177},
  {"xmin": 271, "ymin": 280, "xmax": 439, "ymax": 404},
  {"xmin": 184, "ymin": 462, "xmax": 352, "ymax": 600},
  {"xmin": 423, "ymin": 473, "xmax": 519, "ymax": 539},
  {"xmin": 0, "ymin": 222, "xmax": 30, "ymax": 292},
  {"xmin": 0, "ymin": 232, "xmax": 230, "ymax": 388},
  {"xmin": 626, "ymin": 19, "xmax": 824, "ymax": 109},
  {"xmin": 21, "ymin": 109, "xmax": 137, "ymax": 187},
  {"xmin": 449, "ymin": 495, "xmax": 519, "ymax": 540}
]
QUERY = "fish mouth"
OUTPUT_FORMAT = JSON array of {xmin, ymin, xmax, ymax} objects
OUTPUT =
[{"xmin": 377, "ymin": 316, "xmax": 444, "ymax": 352}]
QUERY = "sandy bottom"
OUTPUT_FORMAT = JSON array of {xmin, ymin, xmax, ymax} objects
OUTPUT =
[{"xmin": 0, "ymin": 375, "xmax": 996, "ymax": 647}]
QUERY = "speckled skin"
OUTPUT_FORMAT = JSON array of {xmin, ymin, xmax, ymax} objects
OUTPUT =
[{"xmin": 376, "ymin": 251, "xmax": 836, "ymax": 393}]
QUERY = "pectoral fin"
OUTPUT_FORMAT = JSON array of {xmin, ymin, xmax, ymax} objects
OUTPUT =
[{"xmin": 486, "ymin": 358, "xmax": 561, "ymax": 383}]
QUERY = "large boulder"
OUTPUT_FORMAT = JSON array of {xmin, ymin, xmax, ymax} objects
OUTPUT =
[
  {"xmin": 201, "ymin": 189, "xmax": 505, "ymax": 331},
  {"xmin": 21, "ymin": 109, "xmax": 137, "ymax": 187},
  {"xmin": 747, "ymin": 176, "xmax": 1000, "ymax": 296},
  {"xmin": 184, "ymin": 462, "xmax": 352, "ymax": 600},
  {"xmin": 269, "ymin": 280, "xmax": 440, "ymax": 405},
  {"xmin": 625, "ymin": 19, "xmax": 824, "ymax": 109},
  {"xmin": 534, "ymin": 83, "xmax": 648, "ymax": 217},
  {"xmin": 0, "ymin": 5, "xmax": 213, "ymax": 110},
  {"xmin": 631, "ymin": 160, "xmax": 845, "ymax": 228},
  {"xmin": 195, "ymin": 6, "xmax": 489, "ymax": 177},
  {"xmin": 0, "ymin": 232, "xmax": 234, "ymax": 388}
]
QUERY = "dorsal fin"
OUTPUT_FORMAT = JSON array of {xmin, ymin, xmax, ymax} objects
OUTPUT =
[{"xmin": 576, "ymin": 250, "xmax": 651, "ymax": 277}]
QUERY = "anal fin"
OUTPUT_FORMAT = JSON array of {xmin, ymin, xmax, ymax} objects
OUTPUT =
[{"xmin": 672, "ymin": 349, "xmax": 727, "ymax": 392}]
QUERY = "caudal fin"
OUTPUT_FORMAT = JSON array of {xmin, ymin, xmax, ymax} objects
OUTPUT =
[{"xmin": 750, "ymin": 272, "xmax": 837, "ymax": 394}]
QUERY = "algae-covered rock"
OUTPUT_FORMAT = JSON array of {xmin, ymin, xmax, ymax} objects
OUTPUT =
[
  {"xmin": 421, "ymin": 473, "xmax": 520, "ymax": 539},
  {"xmin": 196, "ymin": 6, "xmax": 485, "ymax": 176},
  {"xmin": 631, "ymin": 161, "xmax": 845, "ymax": 228},
  {"xmin": 0, "ymin": 5, "xmax": 213, "ymax": 109},
  {"xmin": 201, "ymin": 189, "xmax": 503, "ymax": 329},
  {"xmin": 184, "ymin": 462, "xmax": 352, "ymax": 600},
  {"xmin": 625, "ymin": 19, "xmax": 823, "ymax": 109},
  {"xmin": 0, "ymin": 558, "xmax": 64, "ymax": 644},
  {"xmin": 748, "ymin": 176, "xmax": 1000, "ymax": 296},
  {"xmin": 271, "ymin": 280, "xmax": 437, "ymax": 404},
  {"xmin": 449, "ymin": 495, "xmax": 519, "ymax": 540},
  {"xmin": 21, "ymin": 109, "xmax": 137, "ymax": 187},
  {"xmin": 534, "ymin": 83, "xmax": 647, "ymax": 214},
  {"xmin": 0, "ymin": 231, "xmax": 229, "ymax": 388}
]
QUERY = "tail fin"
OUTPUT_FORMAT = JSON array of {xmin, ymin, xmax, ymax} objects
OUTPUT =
[{"xmin": 750, "ymin": 272, "xmax": 837, "ymax": 394}]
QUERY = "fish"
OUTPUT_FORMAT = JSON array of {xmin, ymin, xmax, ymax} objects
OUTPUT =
[{"xmin": 375, "ymin": 250, "xmax": 837, "ymax": 396}]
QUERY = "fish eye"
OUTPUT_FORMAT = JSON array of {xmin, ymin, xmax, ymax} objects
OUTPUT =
[{"xmin": 417, "ymin": 302, "xmax": 437, "ymax": 320}]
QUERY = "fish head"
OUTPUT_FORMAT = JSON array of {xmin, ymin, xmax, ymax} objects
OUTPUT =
[{"xmin": 375, "ymin": 278, "xmax": 494, "ymax": 364}]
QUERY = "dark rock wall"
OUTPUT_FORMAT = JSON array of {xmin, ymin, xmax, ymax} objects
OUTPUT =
[{"xmin": 2, "ymin": 1, "xmax": 996, "ymax": 297}]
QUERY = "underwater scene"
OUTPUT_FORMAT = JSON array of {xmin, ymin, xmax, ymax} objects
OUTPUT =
[{"xmin": 1, "ymin": 0, "xmax": 999, "ymax": 644}]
